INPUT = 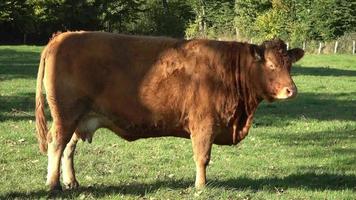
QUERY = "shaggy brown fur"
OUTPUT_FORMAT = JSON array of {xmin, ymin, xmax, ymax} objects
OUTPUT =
[{"xmin": 35, "ymin": 31, "xmax": 304, "ymax": 190}]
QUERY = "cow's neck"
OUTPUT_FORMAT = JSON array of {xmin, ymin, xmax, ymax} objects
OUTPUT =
[
  {"xmin": 228, "ymin": 42, "xmax": 261, "ymax": 144},
  {"xmin": 230, "ymin": 99, "xmax": 258, "ymax": 144}
]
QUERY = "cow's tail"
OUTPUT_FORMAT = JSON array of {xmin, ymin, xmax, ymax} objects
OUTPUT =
[{"xmin": 35, "ymin": 47, "xmax": 48, "ymax": 154}]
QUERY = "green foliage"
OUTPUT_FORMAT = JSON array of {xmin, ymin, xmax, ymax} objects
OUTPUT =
[
  {"xmin": 235, "ymin": 0, "xmax": 272, "ymax": 40},
  {"xmin": 0, "ymin": 0, "xmax": 355, "ymax": 44},
  {"xmin": 133, "ymin": 0, "xmax": 194, "ymax": 37},
  {"xmin": 98, "ymin": 0, "xmax": 145, "ymax": 32},
  {"xmin": 254, "ymin": 1, "xmax": 290, "ymax": 42},
  {"xmin": 186, "ymin": 0, "xmax": 235, "ymax": 39},
  {"xmin": 324, "ymin": 0, "xmax": 356, "ymax": 39},
  {"xmin": 235, "ymin": 0, "xmax": 356, "ymax": 43},
  {"xmin": 34, "ymin": 0, "xmax": 103, "ymax": 32},
  {"xmin": 0, "ymin": 0, "xmax": 36, "ymax": 33}
]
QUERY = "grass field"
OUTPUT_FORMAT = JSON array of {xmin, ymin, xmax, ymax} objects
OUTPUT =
[{"xmin": 0, "ymin": 45, "xmax": 355, "ymax": 199}]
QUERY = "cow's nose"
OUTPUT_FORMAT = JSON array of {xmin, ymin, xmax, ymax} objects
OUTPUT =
[{"xmin": 285, "ymin": 86, "xmax": 297, "ymax": 98}]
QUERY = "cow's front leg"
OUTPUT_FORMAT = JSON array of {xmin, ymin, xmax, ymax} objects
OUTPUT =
[{"xmin": 190, "ymin": 118, "xmax": 215, "ymax": 189}]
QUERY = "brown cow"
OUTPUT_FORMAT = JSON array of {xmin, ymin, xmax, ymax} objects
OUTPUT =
[{"xmin": 35, "ymin": 31, "xmax": 304, "ymax": 191}]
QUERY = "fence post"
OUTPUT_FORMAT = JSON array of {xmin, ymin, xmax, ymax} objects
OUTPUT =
[
  {"xmin": 303, "ymin": 41, "xmax": 306, "ymax": 50},
  {"xmin": 353, "ymin": 40, "xmax": 355, "ymax": 55},
  {"xmin": 235, "ymin": 27, "xmax": 239, "ymax": 41},
  {"xmin": 286, "ymin": 42, "xmax": 289, "ymax": 50},
  {"xmin": 334, "ymin": 41, "xmax": 338, "ymax": 54},
  {"xmin": 318, "ymin": 42, "xmax": 322, "ymax": 54}
]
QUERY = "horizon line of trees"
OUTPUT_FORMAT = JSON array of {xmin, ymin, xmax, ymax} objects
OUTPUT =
[{"xmin": 0, "ymin": 0, "xmax": 355, "ymax": 47}]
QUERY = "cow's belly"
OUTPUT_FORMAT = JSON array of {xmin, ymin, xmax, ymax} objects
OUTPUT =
[
  {"xmin": 75, "ymin": 111, "xmax": 191, "ymax": 143},
  {"xmin": 75, "ymin": 112, "xmax": 241, "ymax": 145}
]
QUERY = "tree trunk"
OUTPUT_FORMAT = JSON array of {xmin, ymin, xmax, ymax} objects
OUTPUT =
[
  {"xmin": 162, "ymin": 0, "xmax": 169, "ymax": 13},
  {"xmin": 23, "ymin": 33, "xmax": 27, "ymax": 44},
  {"xmin": 202, "ymin": 4, "xmax": 206, "ymax": 36}
]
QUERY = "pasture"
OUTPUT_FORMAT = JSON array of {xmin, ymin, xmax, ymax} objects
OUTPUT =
[{"xmin": 0, "ymin": 46, "xmax": 355, "ymax": 199}]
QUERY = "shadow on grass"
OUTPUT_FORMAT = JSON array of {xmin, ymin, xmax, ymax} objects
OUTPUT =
[
  {"xmin": 272, "ymin": 129, "xmax": 356, "ymax": 170},
  {"xmin": 254, "ymin": 92, "xmax": 356, "ymax": 127},
  {"xmin": 0, "ymin": 48, "xmax": 40, "ymax": 64},
  {"xmin": 0, "ymin": 48, "xmax": 39, "ymax": 81},
  {"xmin": 266, "ymin": 123, "xmax": 355, "ymax": 146},
  {"xmin": 2, "ymin": 172, "xmax": 355, "ymax": 198},
  {"xmin": 270, "ymin": 129, "xmax": 356, "ymax": 147},
  {"xmin": 0, "ymin": 93, "xmax": 35, "ymax": 122},
  {"xmin": 292, "ymin": 66, "xmax": 356, "ymax": 77},
  {"xmin": 0, "ymin": 180, "xmax": 190, "ymax": 199},
  {"xmin": 214, "ymin": 172, "xmax": 356, "ymax": 191}
]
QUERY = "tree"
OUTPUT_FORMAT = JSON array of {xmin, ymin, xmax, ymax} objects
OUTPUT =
[
  {"xmin": 34, "ymin": 0, "xmax": 102, "ymax": 31},
  {"xmin": 235, "ymin": 0, "xmax": 271, "ymax": 40},
  {"xmin": 186, "ymin": 0, "xmax": 235, "ymax": 38},
  {"xmin": 235, "ymin": 0, "xmax": 355, "ymax": 43},
  {"xmin": 0, "ymin": 0, "xmax": 36, "ymax": 43},
  {"xmin": 98, "ymin": 0, "xmax": 145, "ymax": 32},
  {"xmin": 0, "ymin": 0, "xmax": 354, "ymax": 44},
  {"xmin": 132, "ymin": 0, "xmax": 194, "ymax": 37},
  {"xmin": 324, "ymin": 0, "xmax": 356, "ymax": 40}
]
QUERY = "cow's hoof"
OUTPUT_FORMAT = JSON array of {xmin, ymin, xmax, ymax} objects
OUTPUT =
[
  {"xmin": 194, "ymin": 182, "xmax": 206, "ymax": 190},
  {"xmin": 48, "ymin": 183, "xmax": 62, "ymax": 192},
  {"xmin": 64, "ymin": 180, "xmax": 79, "ymax": 190}
]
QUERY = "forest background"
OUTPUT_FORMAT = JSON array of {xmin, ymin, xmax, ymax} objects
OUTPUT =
[{"xmin": 1, "ymin": 0, "xmax": 355, "ymax": 53}]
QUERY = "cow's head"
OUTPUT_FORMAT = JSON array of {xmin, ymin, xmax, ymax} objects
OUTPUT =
[{"xmin": 250, "ymin": 39, "xmax": 304, "ymax": 102}]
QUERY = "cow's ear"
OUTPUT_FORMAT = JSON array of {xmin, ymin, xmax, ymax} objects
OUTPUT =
[
  {"xmin": 251, "ymin": 45, "xmax": 264, "ymax": 61},
  {"xmin": 288, "ymin": 48, "xmax": 304, "ymax": 63}
]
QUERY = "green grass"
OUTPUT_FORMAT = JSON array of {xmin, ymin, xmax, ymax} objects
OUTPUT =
[{"xmin": 0, "ymin": 46, "xmax": 355, "ymax": 199}]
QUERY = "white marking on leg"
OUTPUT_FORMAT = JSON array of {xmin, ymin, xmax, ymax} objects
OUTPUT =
[
  {"xmin": 62, "ymin": 134, "xmax": 79, "ymax": 188},
  {"xmin": 46, "ymin": 140, "xmax": 63, "ymax": 190}
]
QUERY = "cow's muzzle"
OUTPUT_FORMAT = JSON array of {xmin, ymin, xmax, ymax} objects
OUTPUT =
[{"xmin": 275, "ymin": 85, "xmax": 297, "ymax": 99}]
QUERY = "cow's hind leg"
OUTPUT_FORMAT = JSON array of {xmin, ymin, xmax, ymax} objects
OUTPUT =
[
  {"xmin": 62, "ymin": 133, "xmax": 80, "ymax": 189},
  {"xmin": 46, "ymin": 122, "xmax": 77, "ymax": 191},
  {"xmin": 46, "ymin": 129, "xmax": 63, "ymax": 191},
  {"xmin": 45, "ymin": 97, "xmax": 88, "ymax": 191}
]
